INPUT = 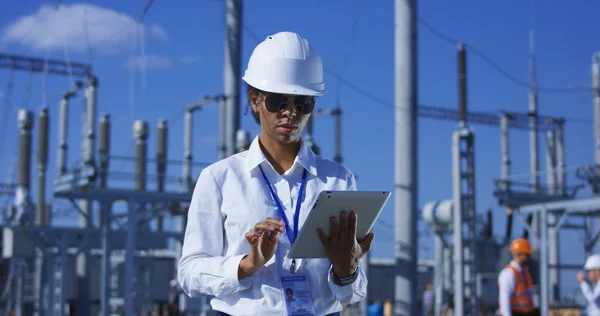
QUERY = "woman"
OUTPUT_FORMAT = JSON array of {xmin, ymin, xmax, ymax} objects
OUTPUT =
[{"xmin": 177, "ymin": 31, "xmax": 374, "ymax": 316}]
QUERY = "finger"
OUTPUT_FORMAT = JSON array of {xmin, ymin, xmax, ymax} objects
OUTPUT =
[
  {"xmin": 339, "ymin": 211, "xmax": 348, "ymax": 237},
  {"xmin": 316, "ymin": 228, "xmax": 329, "ymax": 246},
  {"xmin": 264, "ymin": 217, "xmax": 286, "ymax": 232},
  {"xmin": 329, "ymin": 215, "xmax": 339, "ymax": 242},
  {"xmin": 348, "ymin": 211, "xmax": 357, "ymax": 239},
  {"xmin": 264, "ymin": 217, "xmax": 284, "ymax": 225},
  {"xmin": 359, "ymin": 232, "xmax": 375, "ymax": 252},
  {"xmin": 245, "ymin": 232, "xmax": 261, "ymax": 246},
  {"xmin": 253, "ymin": 223, "xmax": 280, "ymax": 233},
  {"xmin": 265, "ymin": 227, "xmax": 280, "ymax": 240},
  {"xmin": 358, "ymin": 231, "xmax": 375, "ymax": 243}
]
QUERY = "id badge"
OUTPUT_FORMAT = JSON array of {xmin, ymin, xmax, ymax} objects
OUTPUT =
[{"xmin": 280, "ymin": 276, "xmax": 315, "ymax": 316}]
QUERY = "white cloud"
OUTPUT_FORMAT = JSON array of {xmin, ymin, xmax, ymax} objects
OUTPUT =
[
  {"xmin": 148, "ymin": 25, "xmax": 168, "ymax": 41},
  {"xmin": 180, "ymin": 55, "xmax": 203, "ymax": 64},
  {"xmin": 1, "ymin": 3, "xmax": 167, "ymax": 53},
  {"xmin": 123, "ymin": 55, "xmax": 173, "ymax": 69}
]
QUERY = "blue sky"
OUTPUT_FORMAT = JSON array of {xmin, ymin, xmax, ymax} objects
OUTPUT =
[{"xmin": 0, "ymin": 0, "xmax": 598, "ymax": 296}]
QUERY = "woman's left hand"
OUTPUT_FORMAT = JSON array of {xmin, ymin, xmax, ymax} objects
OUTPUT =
[{"xmin": 316, "ymin": 210, "xmax": 375, "ymax": 277}]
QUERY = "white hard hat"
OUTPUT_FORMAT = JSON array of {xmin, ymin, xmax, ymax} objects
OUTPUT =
[
  {"xmin": 242, "ymin": 31, "xmax": 326, "ymax": 96},
  {"xmin": 584, "ymin": 254, "xmax": 600, "ymax": 270}
]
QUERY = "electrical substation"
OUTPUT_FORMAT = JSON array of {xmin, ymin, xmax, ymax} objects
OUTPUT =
[{"xmin": 2, "ymin": 0, "xmax": 600, "ymax": 315}]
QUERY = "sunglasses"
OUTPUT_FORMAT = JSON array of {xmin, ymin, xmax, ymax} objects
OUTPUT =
[{"xmin": 264, "ymin": 93, "xmax": 316, "ymax": 115}]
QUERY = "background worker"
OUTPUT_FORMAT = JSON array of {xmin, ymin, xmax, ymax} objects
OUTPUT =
[
  {"xmin": 497, "ymin": 238, "xmax": 539, "ymax": 316},
  {"xmin": 578, "ymin": 254, "xmax": 600, "ymax": 315},
  {"xmin": 167, "ymin": 279, "xmax": 181, "ymax": 316},
  {"xmin": 382, "ymin": 298, "xmax": 392, "ymax": 316},
  {"xmin": 366, "ymin": 300, "xmax": 383, "ymax": 316},
  {"xmin": 422, "ymin": 284, "xmax": 434, "ymax": 316}
]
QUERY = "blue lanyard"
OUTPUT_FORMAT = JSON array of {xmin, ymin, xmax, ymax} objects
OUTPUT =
[{"xmin": 258, "ymin": 165, "xmax": 308, "ymax": 245}]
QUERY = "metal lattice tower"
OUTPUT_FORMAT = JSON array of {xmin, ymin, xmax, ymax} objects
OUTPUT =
[
  {"xmin": 452, "ymin": 126, "xmax": 478, "ymax": 315},
  {"xmin": 451, "ymin": 43, "xmax": 478, "ymax": 316}
]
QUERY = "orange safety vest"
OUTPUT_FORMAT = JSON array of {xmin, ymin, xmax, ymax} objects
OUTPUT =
[{"xmin": 499, "ymin": 264, "xmax": 535, "ymax": 314}]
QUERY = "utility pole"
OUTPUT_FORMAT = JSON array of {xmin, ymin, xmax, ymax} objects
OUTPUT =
[
  {"xmin": 452, "ymin": 43, "xmax": 478, "ymax": 316},
  {"xmin": 528, "ymin": 24, "xmax": 541, "ymax": 245},
  {"xmin": 223, "ymin": 0, "xmax": 242, "ymax": 158},
  {"xmin": 593, "ymin": 54, "xmax": 600, "ymax": 252},
  {"xmin": 236, "ymin": 129, "xmax": 251, "ymax": 153},
  {"xmin": 394, "ymin": 0, "xmax": 418, "ymax": 314},
  {"xmin": 218, "ymin": 97, "xmax": 227, "ymax": 160},
  {"xmin": 305, "ymin": 116, "xmax": 320, "ymax": 155},
  {"xmin": 307, "ymin": 109, "xmax": 343, "ymax": 162},
  {"xmin": 183, "ymin": 95, "xmax": 224, "ymax": 189},
  {"xmin": 156, "ymin": 119, "xmax": 167, "ymax": 230},
  {"xmin": 333, "ymin": 108, "xmax": 342, "ymax": 164},
  {"xmin": 98, "ymin": 114, "xmax": 112, "ymax": 316},
  {"xmin": 500, "ymin": 112, "xmax": 511, "ymax": 193},
  {"xmin": 545, "ymin": 124, "xmax": 560, "ymax": 302}
]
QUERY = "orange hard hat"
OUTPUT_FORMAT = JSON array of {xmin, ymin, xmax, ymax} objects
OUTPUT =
[{"xmin": 509, "ymin": 238, "xmax": 533, "ymax": 255}]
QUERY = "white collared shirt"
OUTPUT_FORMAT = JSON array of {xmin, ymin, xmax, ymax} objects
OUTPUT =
[
  {"xmin": 498, "ymin": 260, "xmax": 529, "ymax": 316},
  {"xmin": 581, "ymin": 280, "xmax": 600, "ymax": 316},
  {"xmin": 177, "ymin": 135, "xmax": 367, "ymax": 316}
]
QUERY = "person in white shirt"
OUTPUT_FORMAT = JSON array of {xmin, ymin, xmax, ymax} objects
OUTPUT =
[
  {"xmin": 578, "ymin": 254, "xmax": 600, "ymax": 316},
  {"xmin": 177, "ymin": 31, "xmax": 374, "ymax": 316},
  {"xmin": 497, "ymin": 238, "xmax": 539, "ymax": 316}
]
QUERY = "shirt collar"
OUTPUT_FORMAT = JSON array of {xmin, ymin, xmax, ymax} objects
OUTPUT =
[
  {"xmin": 243, "ymin": 135, "xmax": 318, "ymax": 176},
  {"xmin": 510, "ymin": 260, "xmax": 523, "ymax": 272}
]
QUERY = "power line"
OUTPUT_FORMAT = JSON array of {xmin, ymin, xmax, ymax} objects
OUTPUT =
[
  {"xmin": 83, "ymin": 0, "xmax": 95, "ymax": 64},
  {"xmin": 62, "ymin": 39, "xmax": 76, "ymax": 88},
  {"xmin": 134, "ymin": 0, "xmax": 155, "ymax": 122},
  {"xmin": 244, "ymin": 26, "xmax": 396, "ymax": 109},
  {"xmin": 243, "ymin": 25, "xmax": 589, "ymax": 130},
  {"xmin": 418, "ymin": 17, "xmax": 592, "ymax": 94},
  {"xmin": 335, "ymin": 0, "xmax": 362, "ymax": 108},
  {"xmin": 87, "ymin": 0, "xmax": 157, "ymax": 51}
]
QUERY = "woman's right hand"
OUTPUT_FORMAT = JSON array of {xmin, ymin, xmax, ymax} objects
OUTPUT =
[
  {"xmin": 238, "ymin": 217, "xmax": 286, "ymax": 279},
  {"xmin": 577, "ymin": 271, "xmax": 586, "ymax": 283}
]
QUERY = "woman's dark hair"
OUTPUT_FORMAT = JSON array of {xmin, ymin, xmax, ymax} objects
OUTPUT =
[{"xmin": 245, "ymin": 84, "xmax": 262, "ymax": 124}]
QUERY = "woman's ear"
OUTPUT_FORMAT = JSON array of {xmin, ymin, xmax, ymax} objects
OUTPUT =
[{"xmin": 248, "ymin": 90, "xmax": 259, "ymax": 113}]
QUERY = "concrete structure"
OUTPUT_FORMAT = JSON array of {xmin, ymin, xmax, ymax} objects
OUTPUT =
[{"xmin": 394, "ymin": 0, "xmax": 419, "ymax": 314}]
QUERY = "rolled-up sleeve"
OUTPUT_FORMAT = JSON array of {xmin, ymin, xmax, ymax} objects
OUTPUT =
[
  {"xmin": 325, "ymin": 170, "xmax": 368, "ymax": 304},
  {"xmin": 327, "ymin": 264, "xmax": 368, "ymax": 304},
  {"xmin": 177, "ymin": 168, "xmax": 255, "ymax": 297}
]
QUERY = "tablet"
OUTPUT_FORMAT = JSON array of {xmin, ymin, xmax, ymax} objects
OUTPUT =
[{"xmin": 287, "ymin": 190, "xmax": 391, "ymax": 259}]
